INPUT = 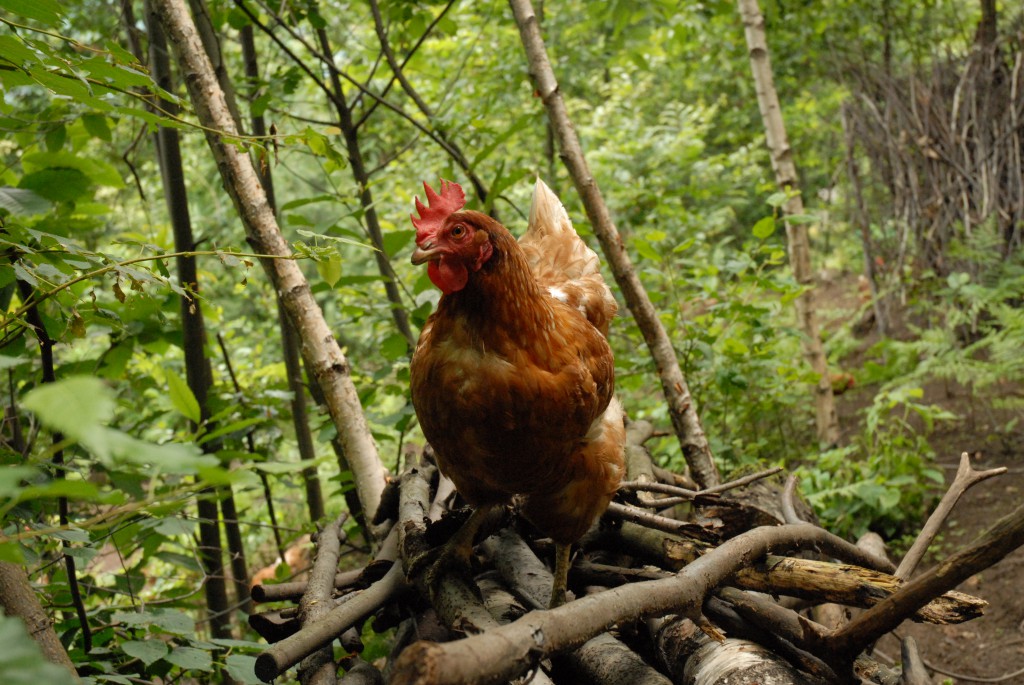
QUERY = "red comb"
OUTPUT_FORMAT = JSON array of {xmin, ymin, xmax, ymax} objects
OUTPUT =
[{"xmin": 411, "ymin": 179, "xmax": 466, "ymax": 242}]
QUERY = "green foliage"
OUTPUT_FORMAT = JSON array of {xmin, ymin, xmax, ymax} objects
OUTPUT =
[{"xmin": 798, "ymin": 386, "xmax": 951, "ymax": 542}]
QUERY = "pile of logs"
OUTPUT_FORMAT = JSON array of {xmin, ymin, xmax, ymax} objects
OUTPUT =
[{"xmin": 248, "ymin": 422, "xmax": 1023, "ymax": 685}]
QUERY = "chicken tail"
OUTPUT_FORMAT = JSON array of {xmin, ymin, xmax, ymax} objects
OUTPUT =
[{"xmin": 520, "ymin": 179, "xmax": 618, "ymax": 335}]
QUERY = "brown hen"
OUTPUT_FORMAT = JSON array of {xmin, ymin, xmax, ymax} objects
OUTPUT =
[{"xmin": 409, "ymin": 178, "xmax": 624, "ymax": 607}]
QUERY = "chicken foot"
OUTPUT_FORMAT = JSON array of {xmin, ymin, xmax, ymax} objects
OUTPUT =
[{"xmin": 411, "ymin": 504, "xmax": 499, "ymax": 589}]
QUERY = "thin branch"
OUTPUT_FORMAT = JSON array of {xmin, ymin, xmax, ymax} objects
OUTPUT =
[
  {"xmin": 509, "ymin": 0, "xmax": 720, "ymax": 488},
  {"xmin": 895, "ymin": 451, "xmax": 1006, "ymax": 579}
]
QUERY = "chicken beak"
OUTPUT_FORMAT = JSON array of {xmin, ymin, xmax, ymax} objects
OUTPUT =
[{"xmin": 411, "ymin": 241, "xmax": 442, "ymax": 265}]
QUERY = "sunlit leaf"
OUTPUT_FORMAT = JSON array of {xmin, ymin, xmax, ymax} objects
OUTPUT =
[
  {"xmin": 316, "ymin": 256, "xmax": 343, "ymax": 288},
  {"xmin": 166, "ymin": 371, "xmax": 201, "ymax": 424},
  {"xmin": 751, "ymin": 216, "xmax": 775, "ymax": 239}
]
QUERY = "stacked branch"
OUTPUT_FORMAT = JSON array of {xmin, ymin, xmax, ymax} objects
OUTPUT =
[
  {"xmin": 843, "ymin": 33, "xmax": 1024, "ymax": 274},
  {"xmin": 248, "ymin": 423, "xmax": 1016, "ymax": 685}
]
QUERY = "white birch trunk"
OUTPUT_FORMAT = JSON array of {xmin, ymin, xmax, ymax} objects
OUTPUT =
[{"xmin": 738, "ymin": 0, "xmax": 840, "ymax": 446}]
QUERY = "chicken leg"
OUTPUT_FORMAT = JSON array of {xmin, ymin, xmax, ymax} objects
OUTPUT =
[{"xmin": 549, "ymin": 543, "xmax": 572, "ymax": 608}]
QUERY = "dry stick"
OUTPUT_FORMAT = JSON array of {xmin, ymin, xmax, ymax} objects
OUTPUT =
[
  {"xmin": 605, "ymin": 502, "xmax": 718, "ymax": 540},
  {"xmin": 609, "ymin": 520, "xmax": 980, "ymax": 625},
  {"xmin": 898, "ymin": 636, "xmax": 930, "ymax": 685},
  {"xmin": 829, "ymin": 501, "xmax": 1024, "ymax": 673},
  {"xmin": 150, "ymin": 0, "xmax": 388, "ymax": 530},
  {"xmin": 389, "ymin": 523, "xmax": 886, "ymax": 685},
  {"xmin": 251, "ymin": 568, "xmax": 364, "ymax": 604},
  {"xmin": 895, "ymin": 452, "xmax": 1006, "ymax": 580},
  {"xmin": 476, "ymin": 576, "xmax": 558, "ymax": 685},
  {"xmin": 613, "ymin": 466, "xmax": 783, "ymax": 517},
  {"xmin": 256, "ymin": 567, "xmax": 403, "ymax": 682},
  {"xmin": 780, "ymin": 474, "xmax": 803, "ymax": 524},
  {"xmin": 0, "ymin": 561, "xmax": 79, "ymax": 677},
  {"xmin": 509, "ymin": 0, "xmax": 720, "ymax": 488},
  {"xmin": 706, "ymin": 591, "xmax": 836, "ymax": 681},
  {"xmin": 651, "ymin": 616, "xmax": 813, "ymax": 685},
  {"xmin": 297, "ymin": 515, "xmax": 347, "ymax": 685}
]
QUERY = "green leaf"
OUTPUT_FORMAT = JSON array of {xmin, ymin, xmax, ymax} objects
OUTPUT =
[
  {"xmin": 225, "ymin": 654, "xmax": 262, "ymax": 684},
  {"xmin": 634, "ymin": 239, "xmax": 662, "ymax": 262},
  {"xmin": 380, "ymin": 332, "xmax": 410, "ymax": 361},
  {"xmin": 112, "ymin": 608, "xmax": 193, "ymax": 635},
  {"xmin": 22, "ymin": 376, "xmax": 115, "ymax": 443},
  {"xmin": 0, "ymin": 466, "xmax": 39, "ymax": 498},
  {"xmin": 765, "ymin": 191, "xmax": 788, "ymax": 208},
  {"xmin": 79, "ymin": 57, "xmax": 153, "ymax": 90},
  {"xmin": 0, "ymin": 187, "xmax": 51, "ymax": 216},
  {"xmin": 166, "ymin": 371, "xmax": 201, "ymax": 424},
  {"xmin": 165, "ymin": 646, "xmax": 212, "ymax": 671},
  {"xmin": 751, "ymin": 216, "xmax": 776, "ymax": 239},
  {"xmin": 0, "ymin": 543, "xmax": 25, "ymax": 563},
  {"xmin": 19, "ymin": 168, "xmax": 91, "ymax": 202},
  {"xmin": 382, "ymin": 229, "xmax": 416, "ymax": 257},
  {"xmin": 316, "ymin": 256, "xmax": 343, "ymax": 288},
  {"xmin": 0, "ymin": 0, "xmax": 61, "ymax": 24},
  {"xmin": 121, "ymin": 640, "xmax": 168, "ymax": 667},
  {"xmin": 0, "ymin": 35, "xmax": 38, "ymax": 66},
  {"xmin": 81, "ymin": 114, "xmax": 112, "ymax": 142},
  {"xmin": 152, "ymin": 517, "xmax": 196, "ymax": 537},
  {"xmin": 44, "ymin": 125, "xmax": 66, "ymax": 152},
  {"xmin": 21, "ymin": 151, "xmax": 124, "ymax": 188},
  {"xmin": 197, "ymin": 417, "xmax": 264, "ymax": 445},
  {"xmin": 15, "ymin": 479, "xmax": 100, "ymax": 504}
]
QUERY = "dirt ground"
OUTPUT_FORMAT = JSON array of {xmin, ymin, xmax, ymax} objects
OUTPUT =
[
  {"xmin": 873, "ymin": 424, "xmax": 1024, "ymax": 684},
  {"xmin": 819, "ymin": 272, "xmax": 1024, "ymax": 684}
]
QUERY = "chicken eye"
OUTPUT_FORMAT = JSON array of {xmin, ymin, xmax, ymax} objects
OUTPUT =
[{"xmin": 450, "ymin": 225, "xmax": 467, "ymax": 239}]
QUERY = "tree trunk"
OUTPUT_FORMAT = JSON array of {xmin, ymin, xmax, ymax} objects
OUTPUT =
[
  {"xmin": 0, "ymin": 561, "xmax": 79, "ymax": 678},
  {"xmin": 150, "ymin": 0, "xmax": 389, "ymax": 535},
  {"xmin": 509, "ymin": 0, "xmax": 720, "ymax": 488},
  {"xmin": 314, "ymin": 26, "xmax": 415, "ymax": 350},
  {"xmin": 145, "ymin": 0, "xmax": 238, "ymax": 639},
  {"xmin": 737, "ymin": 0, "xmax": 840, "ymax": 446}
]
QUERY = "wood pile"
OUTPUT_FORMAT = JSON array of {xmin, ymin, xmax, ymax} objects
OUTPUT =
[{"xmin": 248, "ymin": 422, "xmax": 1020, "ymax": 685}]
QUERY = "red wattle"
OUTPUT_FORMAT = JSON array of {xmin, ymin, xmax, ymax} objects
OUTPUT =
[{"xmin": 428, "ymin": 259, "xmax": 468, "ymax": 294}]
